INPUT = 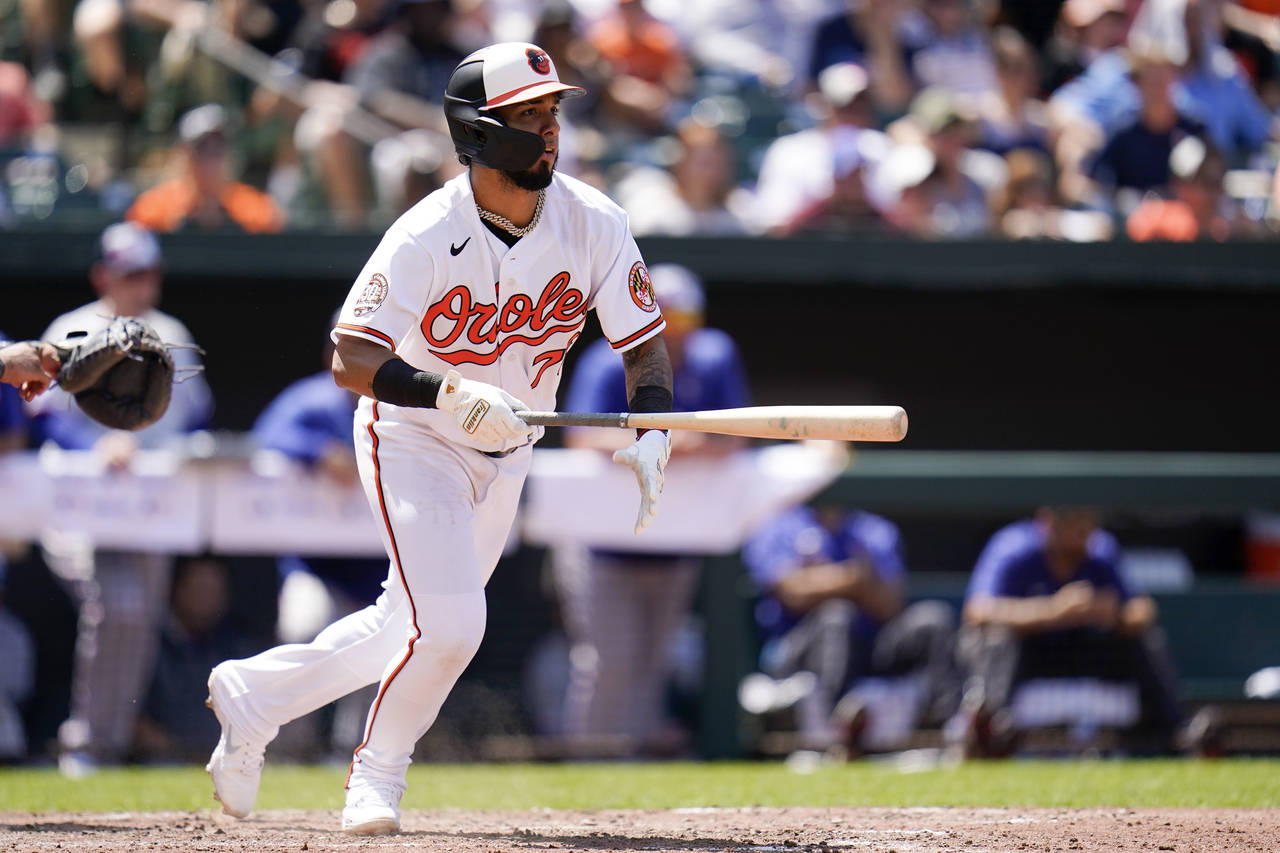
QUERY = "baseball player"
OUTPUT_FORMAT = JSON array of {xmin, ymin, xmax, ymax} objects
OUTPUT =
[
  {"xmin": 205, "ymin": 41, "xmax": 674, "ymax": 835},
  {"xmin": 0, "ymin": 339, "xmax": 61, "ymax": 400}
]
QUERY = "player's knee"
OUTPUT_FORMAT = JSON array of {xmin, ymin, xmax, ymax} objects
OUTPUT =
[{"xmin": 416, "ymin": 593, "xmax": 487, "ymax": 674}]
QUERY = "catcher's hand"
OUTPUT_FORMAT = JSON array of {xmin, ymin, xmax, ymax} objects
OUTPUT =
[
  {"xmin": 54, "ymin": 316, "xmax": 177, "ymax": 431},
  {"xmin": 0, "ymin": 340, "xmax": 62, "ymax": 400},
  {"xmin": 437, "ymin": 368, "xmax": 535, "ymax": 446},
  {"xmin": 612, "ymin": 429, "xmax": 671, "ymax": 533}
]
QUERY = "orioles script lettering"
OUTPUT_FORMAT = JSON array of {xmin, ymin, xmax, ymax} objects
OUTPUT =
[{"xmin": 422, "ymin": 272, "xmax": 587, "ymax": 386}]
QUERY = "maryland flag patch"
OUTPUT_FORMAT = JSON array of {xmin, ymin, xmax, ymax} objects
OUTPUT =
[{"xmin": 628, "ymin": 262, "xmax": 657, "ymax": 313}]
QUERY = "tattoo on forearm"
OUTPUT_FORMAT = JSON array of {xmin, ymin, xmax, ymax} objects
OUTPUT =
[{"xmin": 622, "ymin": 336, "xmax": 673, "ymax": 401}]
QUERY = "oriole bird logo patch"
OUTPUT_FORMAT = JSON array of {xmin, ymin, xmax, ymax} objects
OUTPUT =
[{"xmin": 526, "ymin": 48, "xmax": 551, "ymax": 75}]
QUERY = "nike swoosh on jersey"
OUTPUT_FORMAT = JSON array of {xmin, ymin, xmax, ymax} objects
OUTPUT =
[{"xmin": 450, "ymin": 237, "xmax": 471, "ymax": 256}]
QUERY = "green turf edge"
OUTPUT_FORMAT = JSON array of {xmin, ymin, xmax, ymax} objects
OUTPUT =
[{"xmin": 0, "ymin": 760, "xmax": 1277, "ymax": 813}]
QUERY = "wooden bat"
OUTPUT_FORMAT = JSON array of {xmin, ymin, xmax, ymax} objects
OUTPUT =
[{"xmin": 518, "ymin": 406, "xmax": 908, "ymax": 442}]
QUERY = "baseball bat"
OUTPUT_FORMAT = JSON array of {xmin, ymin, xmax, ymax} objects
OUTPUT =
[{"xmin": 518, "ymin": 406, "xmax": 908, "ymax": 442}]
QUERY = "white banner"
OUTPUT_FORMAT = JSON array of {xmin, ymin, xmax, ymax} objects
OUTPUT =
[
  {"xmin": 208, "ymin": 457, "xmax": 384, "ymax": 557},
  {"xmin": 521, "ymin": 443, "xmax": 849, "ymax": 553},
  {"xmin": 28, "ymin": 447, "xmax": 204, "ymax": 553},
  {"xmin": 0, "ymin": 442, "xmax": 847, "ymax": 555}
]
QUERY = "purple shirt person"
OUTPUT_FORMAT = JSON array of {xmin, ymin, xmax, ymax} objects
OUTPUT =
[{"xmin": 744, "ymin": 506, "xmax": 906, "ymax": 649}]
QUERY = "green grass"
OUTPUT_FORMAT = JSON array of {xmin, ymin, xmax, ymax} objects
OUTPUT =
[{"xmin": 1, "ymin": 759, "xmax": 1277, "ymax": 813}]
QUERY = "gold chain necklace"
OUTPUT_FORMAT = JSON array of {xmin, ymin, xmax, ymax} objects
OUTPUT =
[{"xmin": 476, "ymin": 189, "xmax": 545, "ymax": 237}]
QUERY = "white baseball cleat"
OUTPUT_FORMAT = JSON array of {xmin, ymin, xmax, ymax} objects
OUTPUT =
[
  {"xmin": 341, "ymin": 775, "xmax": 405, "ymax": 835},
  {"xmin": 204, "ymin": 669, "xmax": 266, "ymax": 819}
]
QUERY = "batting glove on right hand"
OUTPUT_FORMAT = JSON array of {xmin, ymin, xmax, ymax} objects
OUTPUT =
[
  {"xmin": 612, "ymin": 429, "xmax": 671, "ymax": 533},
  {"xmin": 437, "ymin": 369, "xmax": 536, "ymax": 446}
]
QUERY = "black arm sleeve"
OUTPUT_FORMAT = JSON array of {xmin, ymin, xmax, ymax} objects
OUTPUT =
[
  {"xmin": 630, "ymin": 384, "xmax": 673, "ymax": 437},
  {"xmin": 629, "ymin": 384, "xmax": 673, "ymax": 414},
  {"xmin": 370, "ymin": 358, "xmax": 443, "ymax": 408}
]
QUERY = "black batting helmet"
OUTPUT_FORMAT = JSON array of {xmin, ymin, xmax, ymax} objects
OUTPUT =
[{"xmin": 444, "ymin": 42, "xmax": 585, "ymax": 171}]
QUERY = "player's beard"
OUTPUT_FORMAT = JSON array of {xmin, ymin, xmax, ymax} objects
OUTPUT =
[{"xmin": 502, "ymin": 154, "xmax": 556, "ymax": 191}]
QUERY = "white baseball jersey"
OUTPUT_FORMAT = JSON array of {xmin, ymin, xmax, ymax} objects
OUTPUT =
[
  {"xmin": 211, "ymin": 171, "xmax": 669, "ymax": 791},
  {"xmin": 332, "ymin": 171, "xmax": 666, "ymax": 452}
]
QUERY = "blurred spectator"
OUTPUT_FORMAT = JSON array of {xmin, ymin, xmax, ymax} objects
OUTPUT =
[
  {"xmin": 1088, "ymin": 48, "xmax": 1208, "ymax": 207},
  {"xmin": 740, "ymin": 503, "xmax": 960, "ymax": 754},
  {"xmin": 296, "ymin": 0, "xmax": 463, "ymax": 226},
  {"xmin": 751, "ymin": 62, "xmax": 890, "ymax": 234},
  {"xmin": 280, "ymin": 0, "xmax": 392, "ymax": 83},
  {"xmin": 673, "ymin": 0, "xmax": 805, "ymax": 94},
  {"xmin": 0, "ymin": 62, "xmax": 51, "ymax": 147},
  {"xmin": 954, "ymin": 508, "xmax": 1184, "ymax": 756},
  {"xmin": 28, "ymin": 222, "xmax": 212, "ymax": 775},
  {"xmin": 127, "ymin": 103, "xmax": 285, "ymax": 232},
  {"xmin": 781, "ymin": 135, "xmax": 888, "ymax": 235},
  {"xmin": 342, "ymin": 0, "xmax": 464, "ymax": 134},
  {"xmin": 900, "ymin": 0, "xmax": 1000, "ymax": 98},
  {"xmin": 11, "ymin": 0, "xmax": 72, "ymax": 99},
  {"xmin": 975, "ymin": 26, "xmax": 1049, "ymax": 155},
  {"xmin": 0, "ymin": 557, "xmax": 35, "ymax": 761},
  {"xmin": 67, "ymin": 0, "xmax": 149, "ymax": 125},
  {"xmin": 1220, "ymin": 0, "xmax": 1280, "ymax": 110},
  {"xmin": 554, "ymin": 264, "xmax": 749, "ymax": 757},
  {"xmin": 240, "ymin": 0, "xmax": 393, "ymax": 215},
  {"xmin": 587, "ymin": 0, "xmax": 692, "ymax": 137},
  {"xmin": 1126, "ymin": 134, "xmax": 1262, "ymax": 239},
  {"xmin": 879, "ymin": 87, "xmax": 993, "ymax": 238},
  {"xmin": 531, "ymin": 1, "xmax": 607, "ymax": 178},
  {"xmin": 1046, "ymin": 1, "xmax": 1143, "ymax": 206},
  {"xmin": 134, "ymin": 555, "xmax": 255, "ymax": 763},
  {"xmin": 992, "ymin": 146, "xmax": 1114, "ymax": 239},
  {"xmin": 1180, "ymin": 0, "xmax": 1276, "ymax": 166},
  {"xmin": 0, "ymin": 62, "xmax": 99, "ymax": 227},
  {"xmin": 807, "ymin": 0, "xmax": 915, "ymax": 114},
  {"xmin": 615, "ymin": 117, "xmax": 751, "ymax": 236},
  {"xmin": 1041, "ymin": 0, "xmax": 1131, "ymax": 94}
]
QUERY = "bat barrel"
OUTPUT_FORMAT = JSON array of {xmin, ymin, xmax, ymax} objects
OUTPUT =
[{"xmin": 519, "ymin": 405, "xmax": 909, "ymax": 443}]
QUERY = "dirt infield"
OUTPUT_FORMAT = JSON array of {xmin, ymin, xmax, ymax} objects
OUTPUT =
[{"xmin": 4, "ymin": 807, "xmax": 1278, "ymax": 852}]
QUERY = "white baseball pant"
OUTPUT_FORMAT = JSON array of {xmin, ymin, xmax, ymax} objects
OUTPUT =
[{"xmin": 209, "ymin": 410, "xmax": 531, "ymax": 783}]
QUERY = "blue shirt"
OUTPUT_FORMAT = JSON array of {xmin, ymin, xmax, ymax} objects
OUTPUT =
[
  {"xmin": 253, "ymin": 370, "xmax": 384, "ymax": 603},
  {"xmin": 1090, "ymin": 115, "xmax": 1207, "ymax": 192},
  {"xmin": 0, "ymin": 333, "xmax": 25, "ymax": 437},
  {"xmin": 564, "ymin": 327, "xmax": 750, "ymax": 417},
  {"xmin": 965, "ymin": 519, "xmax": 1131, "ymax": 603},
  {"xmin": 253, "ymin": 371, "xmax": 357, "ymax": 464},
  {"xmin": 742, "ymin": 507, "xmax": 906, "ymax": 644},
  {"xmin": 1180, "ymin": 50, "xmax": 1272, "ymax": 164}
]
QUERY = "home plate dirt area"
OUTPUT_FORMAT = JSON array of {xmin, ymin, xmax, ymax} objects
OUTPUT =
[{"xmin": 4, "ymin": 807, "xmax": 1277, "ymax": 852}]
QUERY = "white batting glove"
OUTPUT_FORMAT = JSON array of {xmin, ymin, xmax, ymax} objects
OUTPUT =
[
  {"xmin": 612, "ymin": 429, "xmax": 672, "ymax": 533},
  {"xmin": 437, "ymin": 369, "xmax": 535, "ymax": 446}
]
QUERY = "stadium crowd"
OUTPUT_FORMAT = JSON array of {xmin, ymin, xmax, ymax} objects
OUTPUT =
[{"xmin": 1, "ymin": 0, "xmax": 1279, "ymax": 239}]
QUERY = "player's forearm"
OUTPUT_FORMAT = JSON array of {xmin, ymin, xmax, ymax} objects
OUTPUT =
[
  {"xmin": 332, "ymin": 337, "xmax": 399, "ymax": 397},
  {"xmin": 1119, "ymin": 596, "xmax": 1157, "ymax": 635},
  {"xmin": 332, "ymin": 337, "xmax": 444, "ymax": 408},
  {"xmin": 774, "ymin": 561, "xmax": 901, "ymax": 620},
  {"xmin": 851, "ymin": 570, "xmax": 905, "ymax": 624},
  {"xmin": 621, "ymin": 335, "xmax": 673, "ymax": 403},
  {"xmin": 963, "ymin": 596, "xmax": 1062, "ymax": 633},
  {"xmin": 774, "ymin": 565, "xmax": 860, "ymax": 614}
]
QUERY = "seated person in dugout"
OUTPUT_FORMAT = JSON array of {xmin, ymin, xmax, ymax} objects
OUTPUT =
[
  {"xmin": 741, "ymin": 502, "xmax": 960, "ymax": 753},
  {"xmin": 955, "ymin": 506, "xmax": 1184, "ymax": 755}
]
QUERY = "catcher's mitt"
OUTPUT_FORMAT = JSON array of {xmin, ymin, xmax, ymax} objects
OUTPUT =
[{"xmin": 55, "ymin": 316, "xmax": 176, "ymax": 431}]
